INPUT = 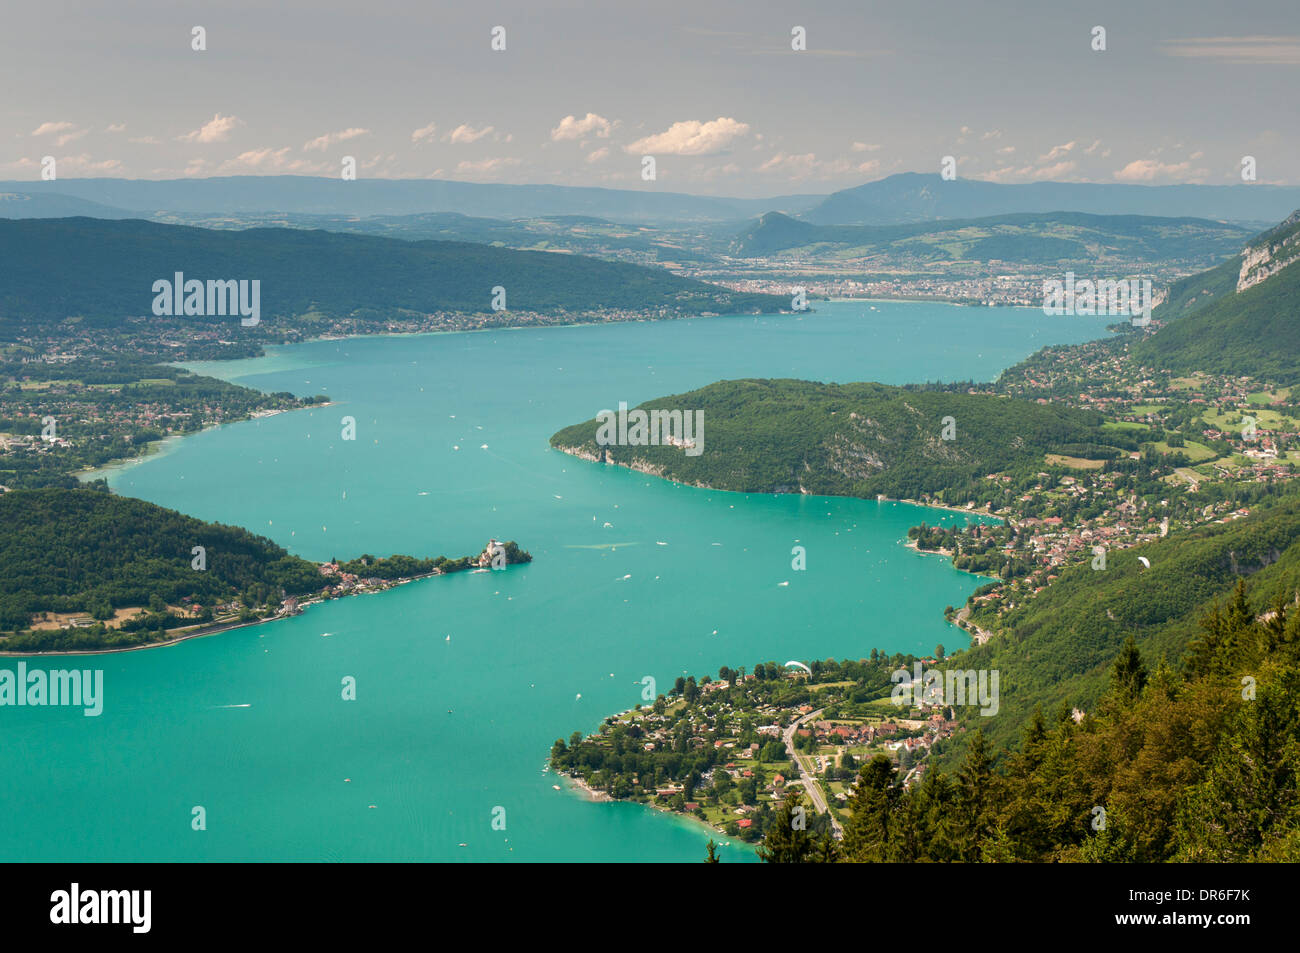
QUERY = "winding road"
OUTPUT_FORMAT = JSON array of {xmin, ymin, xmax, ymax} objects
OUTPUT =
[{"xmin": 782, "ymin": 707, "xmax": 844, "ymax": 838}]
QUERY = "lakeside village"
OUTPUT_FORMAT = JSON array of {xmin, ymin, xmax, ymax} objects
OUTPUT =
[
  {"xmin": 16, "ymin": 540, "xmax": 526, "ymax": 643},
  {"xmin": 902, "ymin": 339, "xmax": 1299, "ymax": 641},
  {"xmin": 550, "ymin": 655, "xmax": 971, "ymax": 844},
  {"xmin": 7, "ymin": 308, "xmax": 738, "ymax": 367}
]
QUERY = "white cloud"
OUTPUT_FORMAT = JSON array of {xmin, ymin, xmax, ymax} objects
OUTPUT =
[
  {"xmin": 360, "ymin": 153, "xmax": 400, "ymax": 173},
  {"xmin": 30, "ymin": 121, "xmax": 75, "ymax": 137},
  {"xmin": 852, "ymin": 142, "xmax": 881, "ymax": 152},
  {"xmin": 1161, "ymin": 35, "xmax": 1300, "ymax": 64},
  {"xmin": 178, "ymin": 113, "xmax": 243, "ymax": 144},
  {"xmin": 1113, "ymin": 158, "xmax": 1203, "ymax": 182},
  {"xmin": 446, "ymin": 124, "xmax": 494, "ymax": 144},
  {"xmin": 585, "ymin": 147, "xmax": 610, "ymax": 163},
  {"xmin": 757, "ymin": 152, "xmax": 880, "ymax": 180},
  {"xmin": 1040, "ymin": 141, "xmax": 1077, "ymax": 162},
  {"xmin": 627, "ymin": 117, "xmax": 750, "ymax": 156},
  {"xmin": 129, "ymin": 136, "xmax": 161, "ymax": 145},
  {"xmin": 303, "ymin": 127, "xmax": 370, "ymax": 151},
  {"xmin": 978, "ymin": 160, "xmax": 1079, "ymax": 183},
  {"xmin": 551, "ymin": 113, "xmax": 613, "ymax": 141},
  {"xmin": 44, "ymin": 154, "xmax": 124, "ymax": 176},
  {"xmin": 216, "ymin": 147, "xmax": 326, "ymax": 174},
  {"xmin": 105, "ymin": 123, "xmax": 127, "ymax": 134},
  {"xmin": 692, "ymin": 162, "xmax": 742, "ymax": 182},
  {"xmin": 28, "ymin": 121, "xmax": 85, "ymax": 146},
  {"xmin": 411, "ymin": 122, "xmax": 438, "ymax": 144},
  {"xmin": 454, "ymin": 157, "xmax": 521, "ymax": 177}
]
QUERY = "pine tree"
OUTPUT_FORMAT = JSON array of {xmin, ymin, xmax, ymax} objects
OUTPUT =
[
  {"xmin": 756, "ymin": 791, "xmax": 815, "ymax": 863},
  {"xmin": 1110, "ymin": 634, "xmax": 1147, "ymax": 704},
  {"xmin": 841, "ymin": 755, "xmax": 899, "ymax": 862},
  {"xmin": 954, "ymin": 729, "xmax": 994, "ymax": 861},
  {"xmin": 1175, "ymin": 666, "xmax": 1300, "ymax": 861}
]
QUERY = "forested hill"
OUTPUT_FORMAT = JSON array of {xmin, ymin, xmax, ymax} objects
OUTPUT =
[
  {"xmin": 0, "ymin": 487, "xmax": 320, "ymax": 635},
  {"xmin": 1134, "ymin": 254, "xmax": 1300, "ymax": 384},
  {"xmin": 550, "ymin": 378, "xmax": 1110, "ymax": 501},
  {"xmin": 1150, "ymin": 252, "xmax": 1241, "ymax": 321},
  {"xmin": 0, "ymin": 217, "xmax": 786, "ymax": 329},
  {"xmin": 951, "ymin": 487, "xmax": 1300, "ymax": 753},
  {"xmin": 0, "ymin": 487, "xmax": 521, "ymax": 652}
]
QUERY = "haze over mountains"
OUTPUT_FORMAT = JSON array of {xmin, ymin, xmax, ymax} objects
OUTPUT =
[
  {"xmin": 0, "ymin": 177, "xmax": 822, "ymax": 225},
  {"xmin": 0, "ymin": 191, "xmax": 137, "ymax": 219},
  {"xmin": 801, "ymin": 173, "xmax": 1300, "ymax": 227},
  {"xmin": 733, "ymin": 210, "xmax": 1252, "ymax": 267},
  {"xmin": 6, "ymin": 172, "xmax": 1300, "ymax": 228}
]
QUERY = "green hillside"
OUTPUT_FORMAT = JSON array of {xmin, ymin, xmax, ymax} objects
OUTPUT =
[
  {"xmin": 0, "ymin": 218, "xmax": 786, "ymax": 330},
  {"xmin": 824, "ymin": 579, "xmax": 1300, "ymax": 862},
  {"xmin": 0, "ymin": 487, "xmax": 320, "ymax": 638},
  {"xmin": 0, "ymin": 487, "xmax": 517, "ymax": 652},
  {"xmin": 1134, "ymin": 257, "xmax": 1300, "ymax": 383},
  {"xmin": 550, "ymin": 378, "xmax": 1110, "ymax": 501},
  {"xmin": 1152, "ymin": 210, "xmax": 1300, "ymax": 324},
  {"xmin": 1152, "ymin": 253, "xmax": 1241, "ymax": 320},
  {"xmin": 954, "ymin": 490, "xmax": 1300, "ymax": 752}
]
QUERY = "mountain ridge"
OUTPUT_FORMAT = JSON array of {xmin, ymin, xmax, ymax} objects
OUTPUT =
[
  {"xmin": 802, "ymin": 172, "xmax": 1300, "ymax": 226},
  {"xmin": 0, "ymin": 217, "xmax": 787, "ymax": 330}
]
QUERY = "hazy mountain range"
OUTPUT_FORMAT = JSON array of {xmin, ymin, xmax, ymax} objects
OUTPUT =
[
  {"xmin": 6, "ymin": 173, "xmax": 1300, "ymax": 228},
  {"xmin": 732, "ymin": 210, "xmax": 1253, "ymax": 267},
  {"xmin": 801, "ymin": 173, "xmax": 1300, "ymax": 228},
  {"xmin": 0, "ymin": 177, "xmax": 821, "ymax": 225}
]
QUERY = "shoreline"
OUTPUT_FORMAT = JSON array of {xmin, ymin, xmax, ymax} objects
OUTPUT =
[
  {"xmin": 1, "ymin": 612, "xmax": 283, "ymax": 658},
  {"xmin": 556, "ymin": 770, "xmax": 740, "ymax": 842},
  {"xmin": 177, "ymin": 309, "xmax": 797, "ymax": 382},
  {"xmin": 550, "ymin": 445, "xmax": 999, "ymax": 521},
  {"xmin": 0, "ymin": 566, "xmax": 457, "ymax": 658},
  {"xmin": 74, "ymin": 400, "xmax": 336, "ymax": 484}
]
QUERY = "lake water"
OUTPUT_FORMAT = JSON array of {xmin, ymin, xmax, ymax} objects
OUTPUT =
[{"xmin": 1, "ymin": 301, "xmax": 1113, "ymax": 862}]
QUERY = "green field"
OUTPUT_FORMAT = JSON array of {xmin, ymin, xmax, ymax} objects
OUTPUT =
[
  {"xmin": 1153, "ymin": 439, "xmax": 1217, "ymax": 462},
  {"xmin": 1046, "ymin": 453, "xmax": 1108, "ymax": 470},
  {"xmin": 1102, "ymin": 420, "xmax": 1150, "ymax": 433},
  {"xmin": 1247, "ymin": 390, "xmax": 1291, "ymax": 405},
  {"xmin": 1203, "ymin": 407, "xmax": 1295, "ymax": 430}
]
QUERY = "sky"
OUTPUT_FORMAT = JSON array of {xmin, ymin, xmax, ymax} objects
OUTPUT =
[{"xmin": 3, "ymin": 0, "xmax": 1299, "ymax": 196}]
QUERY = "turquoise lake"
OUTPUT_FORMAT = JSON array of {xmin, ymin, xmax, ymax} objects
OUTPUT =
[{"xmin": 1, "ymin": 301, "xmax": 1114, "ymax": 862}]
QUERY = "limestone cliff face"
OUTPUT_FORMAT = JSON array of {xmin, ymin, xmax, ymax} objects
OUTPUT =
[{"xmin": 1237, "ymin": 209, "xmax": 1300, "ymax": 292}]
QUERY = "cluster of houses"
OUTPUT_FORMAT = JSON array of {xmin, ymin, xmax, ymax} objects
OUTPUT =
[
  {"xmin": 0, "ymin": 432, "xmax": 71, "ymax": 451},
  {"xmin": 318, "ymin": 561, "xmax": 383, "ymax": 593}
]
